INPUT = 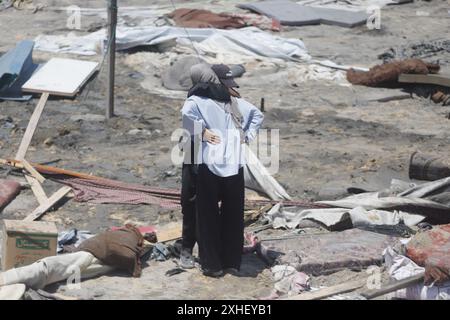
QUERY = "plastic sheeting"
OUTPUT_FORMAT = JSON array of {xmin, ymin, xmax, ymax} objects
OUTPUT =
[
  {"xmin": 318, "ymin": 177, "xmax": 450, "ymax": 224},
  {"xmin": 0, "ymin": 40, "xmax": 39, "ymax": 101},
  {"xmin": 34, "ymin": 26, "xmax": 311, "ymax": 62},
  {"xmin": 384, "ymin": 246, "xmax": 450, "ymax": 300},
  {"xmin": 264, "ymin": 204, "xmax": 424, "ymax": 229},
  {"xmin": 243, "ymin": 144, "xmax": 291, "ymax": 201}
]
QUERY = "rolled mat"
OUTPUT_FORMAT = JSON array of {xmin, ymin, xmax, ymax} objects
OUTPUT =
[{"xmin": 0, "ymin": 179, "xmax": 21, "ymax": 211}]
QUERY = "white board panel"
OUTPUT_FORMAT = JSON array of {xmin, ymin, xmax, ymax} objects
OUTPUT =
[{"xmin": 22, "ymin": 58, "xmax": 99, "ymax": 97}]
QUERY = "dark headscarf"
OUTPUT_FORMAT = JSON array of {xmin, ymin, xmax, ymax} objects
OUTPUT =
[{"xmin": 187, "ymin": 63, "xmax": 231, "ymax": 102}]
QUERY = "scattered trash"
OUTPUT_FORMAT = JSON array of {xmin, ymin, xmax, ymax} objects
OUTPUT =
[
  {"xmin": 57, "ymin": 228, "xmax": 94, "ymax": 253},
  {"xmin": 34, "ymin": 26, "xmax": 311, "ymax": 62},
  {"xmin": 379, "ymin": 40, "xmax": 450, "ymax": 64}
]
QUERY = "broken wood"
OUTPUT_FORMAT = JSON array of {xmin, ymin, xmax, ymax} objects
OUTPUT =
[
  {"xmin": 24, "ymin": 186, "xmax": 72, "ymax": 221},
  {"xmin": 286, "ymin": 278, "xmax": 367, "ymax": 300},
  {"xmin": 0, "ymin": 158, "xmax": 179, "ymax": 199},
  {"xmin": 24, "ymin": 175, "xmax": 47, "ymax": 205},
  {"xmin": 399, "ymin": 73, "xmax": 450, "ymax": 88},
  {"xmin": 21, "ymin": 158, "xmax": 46, "ymax": 183},
  {"xmin": 15, "ymin": 92, "xmax": 49, "ymax": 160},
  {"xmin": 360, "ymin": 273, "xmax": 424, "ymax": 300},
  {"xmin": 21, "ymin": 158, "xmax": 48, "ymax": 205},
  {"xmin": 157, "ymin": 223, "xmax": 182, "ymax": 243}
]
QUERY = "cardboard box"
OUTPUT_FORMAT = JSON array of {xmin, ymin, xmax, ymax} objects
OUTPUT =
[{"xmin": 1, "ymin": 220, "xmax": 58, "ymax": 270}]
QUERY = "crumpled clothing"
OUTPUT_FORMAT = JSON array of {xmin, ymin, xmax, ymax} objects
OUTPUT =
[
  {"xmin": 271, "ymin": 265, "xmax": 310, "ymax": 296},
  {"xmin": 77, "ymin": 224, "xmax": 144, "ymax": 277},
  {"xmin": 150, "ymin": 243, "xmax": 171, "ymax": 262},
  {"xmin": 57, "ymin": 229, "xmax": 94, "ymax": 253}
]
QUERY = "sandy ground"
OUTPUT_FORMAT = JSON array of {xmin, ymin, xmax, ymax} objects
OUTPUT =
[{"xmin": 0, "ymin": 0, "xmax": 449, "ymax": 299}]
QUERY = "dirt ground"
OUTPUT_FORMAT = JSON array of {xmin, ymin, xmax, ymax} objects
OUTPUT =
[{"xmin": 0, "ymin": 0, "xmax": 449, "ymax": 299}]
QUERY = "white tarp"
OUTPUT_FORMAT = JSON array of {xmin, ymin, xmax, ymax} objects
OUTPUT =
[
  {"xmin": 244, "ymin": 144, "xmax": 292, "ymax": 201},
  {"xmin": 34, "ymin": 26, "xmax": 311, "ymax": 62},
  {"xmin": 264, "ymin": 204, "xmax": 424, "ymax": 229}
]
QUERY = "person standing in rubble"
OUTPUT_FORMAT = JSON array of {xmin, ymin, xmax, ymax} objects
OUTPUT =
[{"xmin": 181, "ymin": 63, "xmax": 264, "ymax": 277}]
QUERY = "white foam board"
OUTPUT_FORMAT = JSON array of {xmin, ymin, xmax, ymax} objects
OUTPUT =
[{"xmin": 22, "ymin": 58, "xmax": 98, "ymax": 96}]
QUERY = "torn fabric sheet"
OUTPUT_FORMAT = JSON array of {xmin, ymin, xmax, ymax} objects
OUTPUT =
[
  {"xmin": 34, "ymin": 26, "xmax": 311, "ymax": 62},
  {"xmin": 383, "ymin": 246, "xmax": 450, "ymax": 300},
  {"xmin": 244, "ymin": 144, "xmax": 292, "ymax": 201},
  {"xmin": 318, "ymin": 193, "xmax": 450, "ymax": 223},
  {"xmin": 264, "ymin": 204, "xmax": 424, "ymax": 229},
  {"xmin": 271, "ymin": 265, "xmax": 311, "ymax": 295},
  {"xmin": 45, "ymin": 174, "xmax": 181, "ymax": 209},
  {"xmin": 398, "ymin": 176, "xmax": 450, "ymax": 200}
]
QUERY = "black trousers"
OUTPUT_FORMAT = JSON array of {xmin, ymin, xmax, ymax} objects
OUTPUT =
[
  {"xmin": 181, "ymin": 164, "xmax": 197, "ymax": 250},
  {"xmin": 196, "ymin": 164, "xmax": 245, "ymax": 271}
]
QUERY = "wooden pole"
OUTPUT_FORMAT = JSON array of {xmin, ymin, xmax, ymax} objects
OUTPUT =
[{"xmin": 106, "ymin": 0, "xmax": 117, "ymax": 119}]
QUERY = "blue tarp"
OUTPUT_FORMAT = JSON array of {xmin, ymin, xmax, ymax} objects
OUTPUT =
[{"xmin": 0, "ymin": 40, "xmax": 39, "ymax": 101}]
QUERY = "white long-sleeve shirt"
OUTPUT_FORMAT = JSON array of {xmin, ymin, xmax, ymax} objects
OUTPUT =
[{"xmin": 181, "ymin": 95, "xmax": 264, "ymax": 177}]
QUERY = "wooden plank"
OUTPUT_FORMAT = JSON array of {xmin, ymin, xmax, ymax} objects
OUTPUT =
[
  {"xmin": 398, "ymin": 73, "xmax": 450, "ymax": 88},
  {"xmin": 286, "ymin": 278, "xmax": 367, "ymax": 300},
  {"xmin": 22, "ymin": 58, "xmax": 98, "ymax": 97},
  {"xmin": 21, "ymin": 158, "xmax": 46, "ymax": 183},
  {"xmin": 24, "ymin": 186, "xmax": 72, "ymax": 221},
  {"xmin": 15, "ymin": 92, "xmax": 49, "ymax": 160},
  {"xmin": 157, "ymin": 223, "xmax": 182, "ymax": 243},
  {"xmin": 361, "ymin": 273, "xmax": 424, "ymax": 300},
  {"xmin": 36, "ymin": 289, "xmax": 81, "ymax": 301},
  {"xmin": 24, "ymin": 175, "xmax": 48, "ymax": 205}
]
